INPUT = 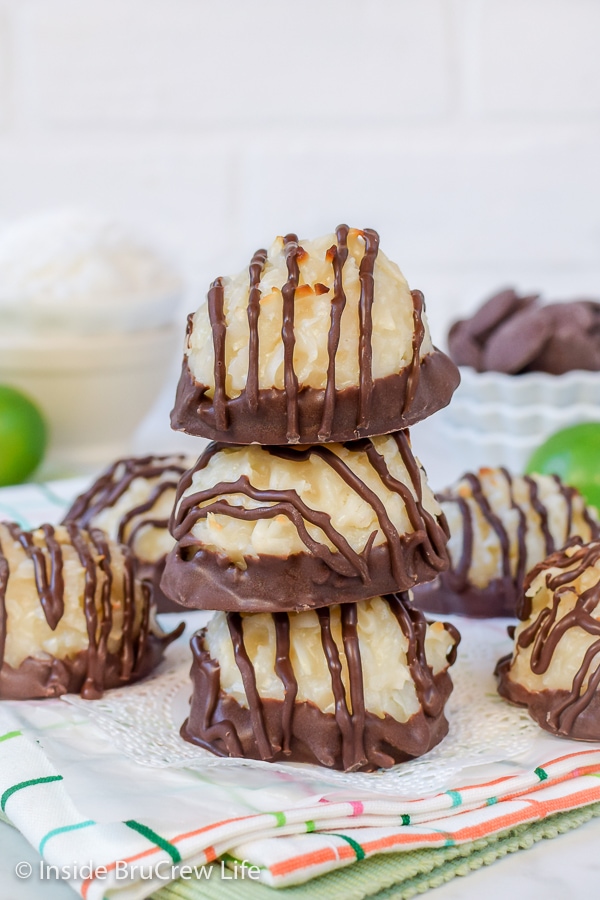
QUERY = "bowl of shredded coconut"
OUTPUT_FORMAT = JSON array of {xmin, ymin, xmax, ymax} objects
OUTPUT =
[{"xmin": 0, "ymin": 210, "xmax": 183, "ymax": 473}]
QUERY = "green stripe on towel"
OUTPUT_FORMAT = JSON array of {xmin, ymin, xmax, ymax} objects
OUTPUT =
[
  {"xmin": 125, "ymin": 820, "xmax": 182, "ymax": 864},
  {"xmin": 1, "ymin": 776, "xmax": 63, "ymax": 813}
]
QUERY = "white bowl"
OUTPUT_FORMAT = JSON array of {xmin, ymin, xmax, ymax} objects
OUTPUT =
[
  {"xmin": 435, "ymin": 419, "xmax": 556, "ymax": 474},
  {"xmin": 0, "ymin": 326, "xmax": 180, "ymax": 475},
  {"xmin": 453, "ymin": 366, "xmax": 600, "ymax": 409},
  {"xmin": 444, "ymin": 397, "xmax": 600, "ymax": 438},
  {"xmin": 436, "ymin": 366, "xmax": 600, "ymax": 474}
]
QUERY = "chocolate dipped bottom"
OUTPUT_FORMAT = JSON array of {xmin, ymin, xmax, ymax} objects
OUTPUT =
[
  {"xmin": 182, "ymin": 594, "xmax": 460, "ymax": 771},
  {"xmin": 412, "ymin": 467, "xmax": 598, "ymax": 618},
  {"xmin": 162, "ymin": 432, "xmax": 450, "ymax": 612},
  {"xmin": 0, "ymin": 522, "xmax": 183, "ymax": 700},
  {"xmin": 63, "ymin": 454, "xmax": 194, "ymax": 613},
  {"xmin": 497, "ymin": 539, "xmax": 600, "ymax": 739},
  {"xmin": 171, "ymin": 226, "xmax": 459, "ymax": 445}
]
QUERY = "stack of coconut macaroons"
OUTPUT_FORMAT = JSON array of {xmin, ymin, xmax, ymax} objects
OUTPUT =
[{"xmin": 161, "ymin": 225, "xmax": 463, "ymax": 772}]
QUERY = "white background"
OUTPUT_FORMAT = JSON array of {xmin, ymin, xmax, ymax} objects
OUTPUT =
[{"xmin": 0, "ymin": 0, "xmax": 599, "ymax": 346}]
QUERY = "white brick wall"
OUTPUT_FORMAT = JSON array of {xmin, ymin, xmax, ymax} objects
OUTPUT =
[
  {"xmin": 475, "ymin": 0, "xmax": 600, "ymax": 116},
  {"xmin": 0, "ymin": 8, "xmax": 10, "ymax": 128},
  {"xmin": 0, "ymin": 136, "xmax": 237, "ymax": 281},
  {"xmin": 23, "ymin": 0, "xmax": 453, "ymax": 126},
  {"xmin": 0, "ymin": 0, "xmax": 599, "ymax": 455}
]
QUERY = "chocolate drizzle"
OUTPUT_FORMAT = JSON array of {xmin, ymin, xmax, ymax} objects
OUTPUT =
[
  {"xmin": 66, "ymin": 523, "xmax": 104, "ymax": 698},
  {"xmin": 182, "ymin": 595, "xmax": 460, "ymax": 771},
  {"xmin": 63, "ymin": 454, "xmax": 191, "ymax": 613},
  {"xmin": 339, "ymin": 603, "xmax": 367, "ymax": 767},
  {"xmin": 207, "ymin": 277, "xmax": 228, "ymax": 431},
  {"xmin": 273, "ymin": 612, "xmax": 296, "ymax": 755},
  {"xmin": 388, "ymin": 594, "xmax": 455, "ymax": 713},
  {"xmin": 164, "ymin": 434, "xmax": 450, "ymax": 611},
  {"xmin": 414, "ymin": 469, "xmax": 600, "ymax": 619},
  {"xmin": 463, "ymin": 473, "xmax": 511, "ymax": 582},
  {"xmin": 356, "ymin": 228, "xmax": 379, "ymax": 430},
  {"xmin": 64, "ymin": 455, "xmax": 190, "ymax": 546},
  {"xmin": 282, "ymin": 234, "xmax": 301, "ymax": 441},
  {"xmin": 171, "ymin": 227, "xmax": 460, "ymax": 445},
  {"xmin": 0, "ymin": 522, "xmax": 183, "ymax": 700},
  {"xmin": 7, "ymin": 523, "xmax": 65, "ymax": 630},
  {"xmin": 497, "ymin": 540, "xmax": 600, "ymax": 739},
  {"xmin": 404, "ymin": 291, "xmax": 426, "ymax": 414},
  {"xmin": 317, "ymin": 606, "xmax": 361, "ymax": 770},
  {"xmin": 246, "ymin": 248, "xmax": 268, "ymax": 412},
  {"xmin": 523, "ymin": 475, "xmax": 554, "ymax": 557},
  {"xmin": 319, "ymin": 225, "xmax": 349, "ymax": 440},
  {"xmin": 226, "ymin": 612, "xmax": 272, "ymax": 758}
]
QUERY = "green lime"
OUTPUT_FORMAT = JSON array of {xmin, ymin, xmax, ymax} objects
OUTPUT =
[
  {"xmin": 526, "ymin": 423, "xmax": 600, "ymax": 512},
  {"xmin": 0, "ymin": 385, "xmax": 47, "ymax": 486}
]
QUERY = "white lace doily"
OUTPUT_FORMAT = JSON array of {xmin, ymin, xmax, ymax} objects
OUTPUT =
[{"xmin": 63, "ymin": 615, "xmax": 540, "ymax": 797}]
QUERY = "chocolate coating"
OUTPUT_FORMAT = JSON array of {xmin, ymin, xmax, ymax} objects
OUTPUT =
[
  {"xmin": 172, "ymin": 330, "xmax": 459, "ymax": 446},
  {"xmin": 497, "ymin": 539, "xmax": 600, "ymax": 739},
  {"xmin": 181, "ymin": 595, "xmax": 460, "ymax": 772},
  {"xmin": 413, "ymin": 576, "xmax": 520, "ymax": 619},
  {"xmin": 164, "ymin": 540, "xmax": 449, "ymax": 614},
  {"xmin": 162, "ymin": 433, "xmax": 450, "ymax": 612},
  {"xmin": 0, "ymin": 631, "xmax": 172, "ymax": 701},
  {"xmin": 412, "ymin": 468, "xmax": 599, "ymax": 619},
  {"xmin": 496, "ymin": 655, "xmax": 600, "ymax": 742},
  {"xmin": 63, "ymin": 454, "xmax": 191, "ymax": 613},
  {"xmin": 0, "ymin": 521, "xmax": 183, "ymax": 700}
]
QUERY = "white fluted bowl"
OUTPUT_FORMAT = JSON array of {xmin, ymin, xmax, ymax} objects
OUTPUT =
[
  {"xmin": 452, "ymin": 367, "xmax": 600, "ymax": 410},
  {"xmin": 437, "ymin": 366, "xmax": 600, "ymax": 473}
]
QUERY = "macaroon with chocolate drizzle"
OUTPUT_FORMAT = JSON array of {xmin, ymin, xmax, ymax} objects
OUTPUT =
[
  {"xmin": 412, "ymin": 467, "xmax": 599, "ymax": 618},
  {"xmin": 161, "ymin": 431, "xmax": 450, "ymax": 612},
  {"xmin": 0, "ymin": 521, "xmax": 183, "ymax": 700},
  {"xmin": 497, "ymin": 538, "xmax": 600, "ymax": 740},
  {"xmin": 63, "ymin": 454, "xmax": 194, "ymax": 612},
  {"xmin": 171, "ymin": 226, "xmax": 460, "ymax": 445},
  {"xmin": 182, "ymin": 594, "xmax": 460, "ymax": 771}
]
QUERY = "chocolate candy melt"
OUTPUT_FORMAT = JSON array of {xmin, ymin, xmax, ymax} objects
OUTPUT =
[
  {"xmin": 0, "ymin": 522, "xmax": 183, "ymax": 700},
  {"xmin": 161, "ymin": 432, "xmax": 450, "ymax": 612},
  {"xmin": 181, "ymin": 594, "xmax": 460, "ymax": 772},
  {"xmin": 497, "ymin": 539, "xmax": 600, "ymax": 740},
  {"xmin": 63, "ymin": 454, "xmax": 192, "ymax": 613},
  {"xmin": 171, "ymin": 226, "xmax": 460, "ymax": 444},
  {"xmin": 448, "ymin": 290, "xmax": 600, "ymax": 375}
]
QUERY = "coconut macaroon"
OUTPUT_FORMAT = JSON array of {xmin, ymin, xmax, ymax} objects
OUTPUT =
[
  {"xmin": 182, "ymin": 594, "xmax": 460, "ymax": 771},
  {"xmin": 162, "ymin": 431, "xmax": 450, "ymax": 612},
  {"xmin": 497, "ymin": 539, "xmax": 600, "ymax": 740},
  {"xmin": 63, "ymin": 454, "xmax": 194, "ymax": 612},
  {"xmin": 171, "ymin": 226, "xmax": 460, "ymax": 445},
  {"xmin": 412, "ymin": 468, "xmax": 598, "ymax": 618},
  {"xmin": 0, "ymin": 521, "xmax": 183, "ymax": 700}
]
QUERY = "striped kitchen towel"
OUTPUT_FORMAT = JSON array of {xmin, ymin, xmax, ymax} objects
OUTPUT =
[
  {"xmin": 3, "ymin": 702, "xmax": 600, "ymax": 900},
  {"xmin": 152, "ymin": 801, "xmax": 600, "ymax": 900}
]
